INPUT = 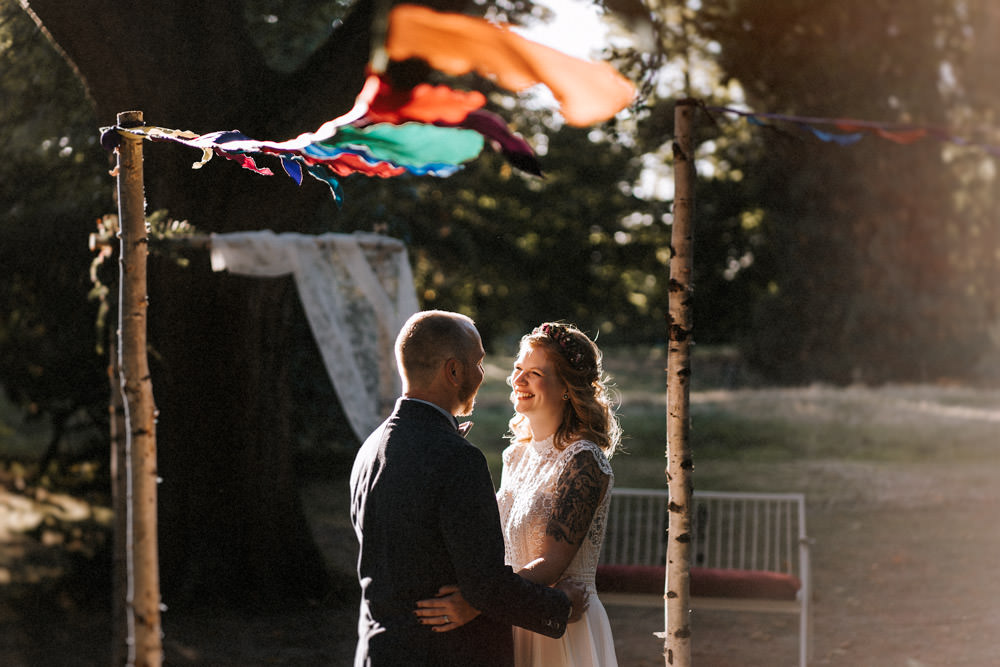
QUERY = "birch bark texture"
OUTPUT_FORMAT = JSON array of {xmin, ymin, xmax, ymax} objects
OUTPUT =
[
  {"xmin": 108, "ymin": 333, "xmax": 128, "ymax": 666},
  {"xmin": 115, "ymin": 110, "xmax": 163, "ymax": 667},
  {"xmin": 663, "ymin": 99, "xmax": 697, "ymax": 667}
]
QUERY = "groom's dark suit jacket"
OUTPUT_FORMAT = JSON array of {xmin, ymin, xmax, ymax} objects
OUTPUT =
[{"xmin": 350, "ymin": 398, "xmax": 570, "ymax": 666}]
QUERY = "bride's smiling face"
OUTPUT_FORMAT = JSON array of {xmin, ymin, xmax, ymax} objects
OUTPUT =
[{"xmin": 509, "ymin": 345, "xmax": 565, "ymax": 420}]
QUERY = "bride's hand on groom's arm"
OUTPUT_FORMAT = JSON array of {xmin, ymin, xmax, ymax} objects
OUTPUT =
[
  {"xmin": 414, "ymin": 585, "xmax": 481, "ymax": 632},
  {"xmin": 554, "ymin": 578, "xmax": 589, "ymax": 623}
]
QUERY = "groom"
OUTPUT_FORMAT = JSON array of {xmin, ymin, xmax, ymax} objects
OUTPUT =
[{"xmin": 350, "ymin": 310, "xmax": 584, "ymax": 666}]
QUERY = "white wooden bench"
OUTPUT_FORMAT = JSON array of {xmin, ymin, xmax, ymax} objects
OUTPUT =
[{"xmin": 596, "ymin": 488, "xmax": 812, "ymax": 666}]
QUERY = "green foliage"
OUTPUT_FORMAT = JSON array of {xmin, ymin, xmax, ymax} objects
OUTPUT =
[
  {"xmin": 0, "ymin": 2, "xmax": 112, "ymax": 449},
  {"xmin": 331, "ymin": 108, "xmax": 679, "ymax": 349},
  {"xmin": 243, "ymin": 0, "xmax": 354, "ymax": 71},
  {"xmin": 695, "ymin": 0, "xmax": 1000, "ymax": 383},
  {"xmin": 7, "ymin": 0, "xmax": 1000, "ymax": 478}
]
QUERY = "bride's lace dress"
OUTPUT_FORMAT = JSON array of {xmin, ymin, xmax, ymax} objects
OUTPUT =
[{"xmin": 497, "ymin": 436, "xmax": 618, "ymax": 667}]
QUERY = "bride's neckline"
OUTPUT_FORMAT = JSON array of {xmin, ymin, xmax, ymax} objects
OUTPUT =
[{"xmin": 529, "ymin": 433, "xmax": 555, "ymax": 454}]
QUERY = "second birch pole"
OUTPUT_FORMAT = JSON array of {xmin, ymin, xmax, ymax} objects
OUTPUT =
[{"xmin": 664, "ymin": 99, "xmax": 696, "ymax": 667}]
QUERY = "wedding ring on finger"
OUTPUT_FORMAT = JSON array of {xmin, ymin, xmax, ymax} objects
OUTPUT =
[{"xmin": 443, "ymin": 615, "xmax": 449, "ymax": 623}]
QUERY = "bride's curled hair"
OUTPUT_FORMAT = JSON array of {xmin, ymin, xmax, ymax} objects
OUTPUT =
[{"xmin": 508, "ymin": 322, "xmax": 622, "ymax": 456}]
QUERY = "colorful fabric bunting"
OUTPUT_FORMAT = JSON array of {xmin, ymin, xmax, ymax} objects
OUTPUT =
[
  {"xmin": 710, "ymin": 106, "xmax": 1000, "ymax": 156},
  {"xmin": 366, "ymin": 82, "xmax": 487, "ymax": 125},
  {"xmin": 101, "ymin": 4, "xmax": 636, "ymax": 203},
  {"xmin": 306, "ymin": 124, "xmax": 483, "ymax": 174},
  {"xmin": 102, "ymin": 73, "xmax": 523, "ymax": 203},
  {"xmin": 801, "ymin": 125, "xmax": 864, "ymax": 146}
]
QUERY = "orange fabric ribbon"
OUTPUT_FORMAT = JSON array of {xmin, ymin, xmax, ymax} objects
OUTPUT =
[{"xmin": 386, "ymin": 4, "xmax": 635, "ymax": 126}]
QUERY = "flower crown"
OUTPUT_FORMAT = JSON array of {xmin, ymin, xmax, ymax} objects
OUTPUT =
[{"xmin": 535, "ymin": 323, "xmax": 589, "ymax": 373}]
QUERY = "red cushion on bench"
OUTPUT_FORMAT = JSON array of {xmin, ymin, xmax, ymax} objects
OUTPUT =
[
  {"xmin": 595, "ymin": 564, "xmax": 662, "ymax": 594},
  {"xmin": 690, "ymin": 567, "xmax": 801, "ymax": 600},
  {"xmin": 595, "ymin": 564, "xmax": 801, "ymax": 601}
]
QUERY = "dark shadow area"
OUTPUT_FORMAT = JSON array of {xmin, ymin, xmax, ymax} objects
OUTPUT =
[{"xmin": 0, "ymin": 463, "xmax": 358, "ymax": 666}]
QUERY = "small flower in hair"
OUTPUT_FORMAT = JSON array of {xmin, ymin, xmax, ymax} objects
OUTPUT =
[{"xmin": 535, "ymin": 323, "xmax": 588, "ymax": 372}]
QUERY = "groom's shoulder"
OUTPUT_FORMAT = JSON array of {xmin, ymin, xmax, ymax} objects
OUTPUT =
[{"xmin": 387, "ymin": 403, "xmax": 474, "ymax": 453}]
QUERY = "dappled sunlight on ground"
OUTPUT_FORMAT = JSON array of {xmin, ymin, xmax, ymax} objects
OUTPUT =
[
  {"xmin": 4, "ymin": 382, "xmax": 1000, "ymax": 665},
  {"xmin": 0, "ymin": 466, "xmax": 114, "ymax": 666},
  {"xmin": 0, "ymin": 473, "xmax": 111, "ymax": 591}
]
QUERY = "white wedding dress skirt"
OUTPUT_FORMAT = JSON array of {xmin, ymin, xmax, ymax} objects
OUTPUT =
[
  {"xmin": 512, "ymin": 589, "xmax": 618, "ymax": 667},
  {"xmin": 498, "ymin": 437, "xmax": 619, "ymax": 667}
]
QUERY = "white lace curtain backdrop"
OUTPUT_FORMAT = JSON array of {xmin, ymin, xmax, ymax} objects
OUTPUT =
[{"xmin": 209, "ymin": 230, "xmax": 419, "ymax": 440}]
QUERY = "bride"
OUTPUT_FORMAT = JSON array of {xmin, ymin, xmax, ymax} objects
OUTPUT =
[{"xmin": 417, "ymin": 322, "xmax": 622, "ymax": 666}]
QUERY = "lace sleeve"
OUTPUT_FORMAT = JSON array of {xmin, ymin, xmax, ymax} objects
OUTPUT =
[{"xmin": 545, "ymin": 447, "xmax": 611, "ymax": 547}]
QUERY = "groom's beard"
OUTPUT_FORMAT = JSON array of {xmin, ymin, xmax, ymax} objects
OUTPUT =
[{"xmin": 455, "ymin": 377, "xmax": 479, "ymax": 417}]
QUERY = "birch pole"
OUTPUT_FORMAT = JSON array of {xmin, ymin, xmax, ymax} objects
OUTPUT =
[
  {"xmin": 108, "ymin": 333, "xmax": 128, "ymax": 666},
  {"xmin": 663, "ymin": 99, "xmax": 697, "ymax": 667},
  {"xmin": 115, "ymin": 110, "xmax": 163, "ymax": 667}
]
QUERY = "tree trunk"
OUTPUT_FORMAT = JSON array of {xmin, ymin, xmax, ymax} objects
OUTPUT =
[
  {"xmin": 664, "ymin": 99, "xmax": 696, "ymax": 667},
  {"xmin": 20, "ymin": 0, "xmax": 377, "ymax": 607}
]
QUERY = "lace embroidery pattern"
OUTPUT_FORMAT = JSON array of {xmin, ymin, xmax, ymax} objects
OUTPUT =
[
  {"xmin": 209, "ymin": 230, "xmax": 419, "ymax": 440},
  {"xmin": 497, "ymin": 437, "xmax": 614, "ymax": 585}
]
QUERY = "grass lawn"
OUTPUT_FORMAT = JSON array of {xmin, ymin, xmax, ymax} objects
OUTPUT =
[
  {"xmin": 5, "ymin": 345, "xmax": 1000, "ymax": 665},
  {"xmin": 469, "ymin": 346, "xmax": 1000, "ymax": 494}
]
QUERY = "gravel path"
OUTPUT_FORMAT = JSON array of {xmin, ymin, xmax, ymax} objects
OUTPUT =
[{"xmin": 605, "ymin": 459, "xmax": 1000, "ymax": 666}]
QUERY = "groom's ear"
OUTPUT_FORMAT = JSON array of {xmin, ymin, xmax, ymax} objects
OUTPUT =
[{"xmin": 444, "ymin": 358, "xmax": 461, "ymax": 384}]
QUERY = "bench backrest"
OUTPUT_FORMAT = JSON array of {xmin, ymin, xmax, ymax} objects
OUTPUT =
[{"xmin": 601, "ymin": 488, "xmax": 807, "ymax": 579}]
